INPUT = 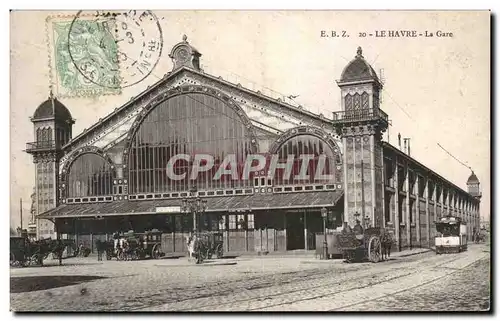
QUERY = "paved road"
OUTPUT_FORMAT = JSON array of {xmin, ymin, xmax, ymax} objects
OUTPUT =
[{"xmin": 10, "ymin": 244, "xmax": 490, "ymax": 312}]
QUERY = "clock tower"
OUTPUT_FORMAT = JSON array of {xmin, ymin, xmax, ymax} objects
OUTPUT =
[{"xmin": 169, "ymin": 34, "xmax": 202, "ymax": 71}]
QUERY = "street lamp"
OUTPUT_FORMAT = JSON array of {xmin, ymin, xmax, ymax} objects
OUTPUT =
[
  {"xmin": 321, "ymin": 207, "xmax": 328, "ymax": 260},
  {"xmin": 181, "ymin": 186, "xmax": 208, "ymax": 233}
]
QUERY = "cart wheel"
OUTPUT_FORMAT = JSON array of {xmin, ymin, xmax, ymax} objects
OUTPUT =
[
  {"xmin": 117, "ymin": 250, "xmax": 124, "ymax": 261},
  {"xmin": 207, "ymin": 248, "xmax": 213, "ymax": 260},
  {"xmin": 151, "ymin": 243, "xmax": 161, "ymax": 259},
  {"xmin": 368, "ymin": 236, "xmax": 381, "ymax": 263},
  {"xmin": 216, "ymin": 244, "xmax": 223, "ymax": 259}
]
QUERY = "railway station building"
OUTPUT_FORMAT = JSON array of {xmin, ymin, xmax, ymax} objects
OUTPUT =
[{"xmin": 28, "ymin": 36, "xmax": 482, "ymax": 254}]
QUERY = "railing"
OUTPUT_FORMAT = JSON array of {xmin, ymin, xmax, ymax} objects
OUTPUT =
[
  {"xmin": 26, "ymin": 140, "xmax": 61, "ymax": 152},
  {"xmin": 332, "ymin": 107, "xmax": 389, "ymax": 124}
]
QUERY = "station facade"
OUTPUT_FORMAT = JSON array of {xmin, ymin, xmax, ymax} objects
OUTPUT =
[{"xmin": 28, "ymin": 36, "xmax": 481, "ymax": 254}]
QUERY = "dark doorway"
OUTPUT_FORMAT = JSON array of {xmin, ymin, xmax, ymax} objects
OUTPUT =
[{"xmin": 286, "ymin": 213, "xmax": 305, "ymax": 250}]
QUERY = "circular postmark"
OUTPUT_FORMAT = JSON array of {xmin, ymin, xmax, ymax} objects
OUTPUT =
[{"xmin": 67, "ymin": 10, "xmax": 163, "ymax": 90}]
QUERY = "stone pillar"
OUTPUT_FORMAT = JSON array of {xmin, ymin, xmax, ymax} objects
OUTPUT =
[
  {"xmin": 394, "ymin": 157, "xmax": 400, "ymax": 251},
  {"xmin": 415, "ymin": 175, "xmax": 421, "ymax": 246},
  {"xmin": 304, "ymin": 210, "xmax": 308, "ymax": 251},
  {"xmin": 405, "ymin": 166, "xmax": 411, "ymax": 248},
  {"xmin": 425, "ymin": 177, "xmax": 429, "ymax": 247}
]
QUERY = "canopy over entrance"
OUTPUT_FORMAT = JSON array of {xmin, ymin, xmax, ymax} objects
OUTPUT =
[{"xmin": 39, "ymin": 191, "xmax": 343, "ymax": 219}]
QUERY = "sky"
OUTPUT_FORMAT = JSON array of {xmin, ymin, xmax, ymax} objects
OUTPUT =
[{"xmin": 9, "ymin": 10, "xmax": 490, "ymax": 229}]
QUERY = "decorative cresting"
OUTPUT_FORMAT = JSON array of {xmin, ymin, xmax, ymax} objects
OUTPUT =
[
  {"xmin": 121, "ymin": 84, "xmax": 260, "ymax": 184},
  {"xmin": 268, "ymin": 126, "xmax": 343, "ymax": 186},
  {"xmin": 59, "ymin": 146, "xmax": 116, "ymax": 202}
]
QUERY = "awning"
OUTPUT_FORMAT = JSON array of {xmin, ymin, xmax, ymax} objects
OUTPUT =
[{"xmin": 38, "ymin": 191, "xmax": 343, "ymax": 219}]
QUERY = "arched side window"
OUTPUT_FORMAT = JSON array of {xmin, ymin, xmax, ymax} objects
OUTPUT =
[
  {"xmin": 271, "ymin": 134, "xmax": 340, "ymax": 186},
  {"xmin": 128, "ymin": 92, "xmax": 255, "ymax": 194},
  {"xmin": 345, "ymin": 92, "xmax": 370, "ymax": 120},
  {"xmin": 67, "ymin": 153, "xmax": 113, "ymax": 197},
  {"xmin": 36, "ymin": 127, "xmax": 52, "ymax": 146}
]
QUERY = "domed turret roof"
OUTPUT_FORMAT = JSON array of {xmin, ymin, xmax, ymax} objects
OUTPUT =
[
  {"xmin": 340, "ymin": 47, "xmax": 380, "ymax": 83},
  {"xmin": 467, "ymin": 171, "xmax": 479, "ymax": 184},
  {"xmin": 32, "ymin": 92, "xmax": 73, "ymax": 122}
]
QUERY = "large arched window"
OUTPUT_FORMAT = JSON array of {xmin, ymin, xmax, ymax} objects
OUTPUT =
[
  {"xmin": 271, "ymin": 134, "xmax": 341, "ymax": 186},
  {"xmin": 128, "ymin": 92, "xmax": 255, "ymax": 194},
  {"xmin": 67, "ymin": 153, "xmax": 113, "ymax": 197}
]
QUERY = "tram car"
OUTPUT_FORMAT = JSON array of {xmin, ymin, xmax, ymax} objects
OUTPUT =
[{"xmin": 435, "ymin": 216, "xmax": 467, "ymax": 254}]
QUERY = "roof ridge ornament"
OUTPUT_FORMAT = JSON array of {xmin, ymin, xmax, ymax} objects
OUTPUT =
[{"xmin": 356, "ymin": 46, "xmax": 363, "ymax": 58}]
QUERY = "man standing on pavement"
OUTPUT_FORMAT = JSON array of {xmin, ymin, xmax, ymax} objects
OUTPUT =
[{"xmin": 113, "ymin": 231, "xmax": 120, "ymax": 254}]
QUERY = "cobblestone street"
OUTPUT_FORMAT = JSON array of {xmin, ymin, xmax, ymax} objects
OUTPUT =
[{"xmin": 10, "ymin": 244, "xmax": 490, "ymax": 312}]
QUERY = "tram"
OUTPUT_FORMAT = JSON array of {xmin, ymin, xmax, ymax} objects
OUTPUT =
[{"xmin": 435, "ymin": 216, "xmax": 468, "ymax": 254}]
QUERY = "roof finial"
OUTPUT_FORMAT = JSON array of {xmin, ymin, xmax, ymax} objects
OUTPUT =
[
  {"xmin": 49, "ymin": 88, "xmax": 54, "ymax": 100},
  {"xmin": 356, "ymin": 46, "xmax": 363, "ymax": 58},
  {"xmin": 182, "ymin": 34, "xmax": 188, "ymax": 42}
]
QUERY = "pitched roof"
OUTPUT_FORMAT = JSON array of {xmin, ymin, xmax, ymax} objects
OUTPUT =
[{"xmin": 62, "ymin": 66, "xmax": 332, "ymax": 151}]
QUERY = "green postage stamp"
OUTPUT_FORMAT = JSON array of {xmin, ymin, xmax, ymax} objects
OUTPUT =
[{"xmin": 47, "ymin": 14, "xmax": 122, "ymax": 98}]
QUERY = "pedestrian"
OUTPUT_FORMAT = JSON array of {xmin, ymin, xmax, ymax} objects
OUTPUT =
[
  {"xmin": 113, "ymin": 231, "xmax": 120, "ymax": 254},
  {"xmin": 96, "ymin": 240, "xmax": 103, "ymax": 261},
  {"xmin": 353, "ymin": 219, "xmax": 364, "ymax": 235}
]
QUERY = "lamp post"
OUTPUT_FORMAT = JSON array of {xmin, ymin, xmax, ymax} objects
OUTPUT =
[
  {"xmin": 321, "ymin": 207, "xmax": 328, "ymax": 260},
  {"xmin": 181, "ymin": 186, "xmax": 208, "ymax": 233}
]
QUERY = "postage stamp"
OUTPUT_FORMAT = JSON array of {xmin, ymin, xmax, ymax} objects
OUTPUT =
[
  {"xmin": 47, "ymin": 14, "xmax": 121, "ymax": 97},
  {"xmin": 47, "ymin": 10, "xmax": 163, "ymax": 97}
]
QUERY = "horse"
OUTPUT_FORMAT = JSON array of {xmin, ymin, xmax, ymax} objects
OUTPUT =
[
  {"xmin": 95, "ymin": 240, "xmax": 113, "ymax": 261},
  {"xmin": 381, "ymin": 232, "xmax": 394, "ymax": 261},
  {"xmin": 35, "ymin": 239, "xmax": 68, "ymax": 266}
]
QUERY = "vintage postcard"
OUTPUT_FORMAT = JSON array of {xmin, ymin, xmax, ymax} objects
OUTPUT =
[{"xmin": 9, "ymin": 10, "xmax": 490, "ymax": 312}]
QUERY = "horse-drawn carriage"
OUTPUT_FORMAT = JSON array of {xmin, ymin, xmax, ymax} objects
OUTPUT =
[
  {"xmin": 10, "ymin": 236, "xmax": 41, "ymax": 267},
  {"xmin": 99, "ymin": 229, "xmax": 165, "ymax": 261},
  {"xmin": 336, "ymin": 227, "xmax": 390, "ymax": 263},
  {"xmin": 10, "ymin": 235, "xmax": 71, "ymax": 267},
  {"xmin": 188, "ymin": 231, "xmax": 224, "ymax": 264}
]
